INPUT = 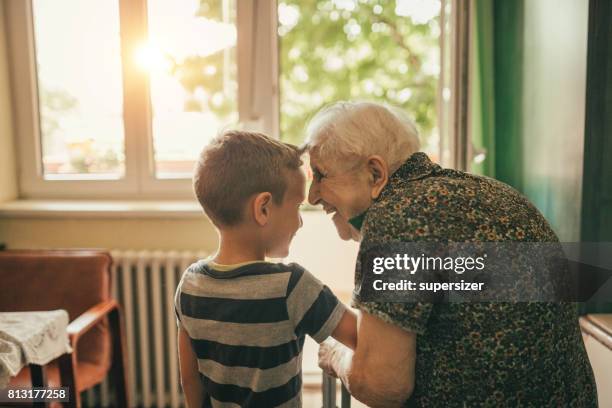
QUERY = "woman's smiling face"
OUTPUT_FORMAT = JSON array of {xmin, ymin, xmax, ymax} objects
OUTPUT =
[{"xmin": 307, "ymin": 152, "xmax": 373, "ymax": 222}]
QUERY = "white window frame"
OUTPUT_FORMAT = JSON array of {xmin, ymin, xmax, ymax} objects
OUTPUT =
[
  {"xmin": 5, "ymin": 0, "xmax": 278, "ymax": 199},
  {"xmin": 6, "ymin": 0, "xmax": 467, "ymax": 200}
]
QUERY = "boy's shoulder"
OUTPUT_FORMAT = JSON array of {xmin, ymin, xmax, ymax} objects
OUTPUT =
[
  {"xmin": 177, "ymin": 259, "xmax": 313, "ymax": 297},
  {"xmin": 183, "ymin": 259, "xmax": 307, "ymax": 276}
]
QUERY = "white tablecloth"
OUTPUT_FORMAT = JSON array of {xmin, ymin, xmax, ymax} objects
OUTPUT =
[{"xmin": 0, "ymin": 310, "xmax": 72, "ymax": 389}]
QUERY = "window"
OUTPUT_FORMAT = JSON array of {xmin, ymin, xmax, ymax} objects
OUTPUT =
[{"xmin": 7, "ymin": 0, "xmax": 454, "ymax": 199}]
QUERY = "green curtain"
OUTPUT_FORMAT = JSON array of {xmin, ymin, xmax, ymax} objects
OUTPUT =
[
  {"xmin": 471, "ymin": 0, "xmax": 610, "ymax": 314},
  {"xmin": 579, "ymin": 0, "xmax": 612, "ymax": 314},
  {"xmin": 471, "ymin": 0, "xmax": 523, "ymax": 184},
  {"xmin": 469, "ymin": 0, "xmax": 495, "ymax": 177}
]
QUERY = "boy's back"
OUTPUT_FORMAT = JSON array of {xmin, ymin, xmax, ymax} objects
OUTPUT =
[
  {"xmin": 178, "ymin": 130, "xmax": 356, "ymax": 407},
  {"xmin": 175, "ymin": 259, "xmax": 347, "ymax": 407}
]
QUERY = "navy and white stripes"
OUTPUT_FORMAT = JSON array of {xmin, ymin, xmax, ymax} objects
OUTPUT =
[{"xmin": 175, "ymin": 261, "xmax": 346, "ymax": 407}]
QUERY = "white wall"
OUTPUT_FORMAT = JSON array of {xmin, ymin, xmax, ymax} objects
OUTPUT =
[
  {"xmin": 0, "ymin": 1, "xmax": 18, "ymax": 203},
  {"xmin": 521, "ymin": 0, "xmax": 589, "ymax": 241},
  {"xmin": 583, "ymin": 335, "xmax": 612, "ymax": 406},
  {"xmin": 288, "ymin": 211, "xmax": 359, "ymax": 301}
]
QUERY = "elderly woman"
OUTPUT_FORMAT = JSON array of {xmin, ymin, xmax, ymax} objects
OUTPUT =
[{"xmin": 306, "ymin": 102, "xmax": 597, "ymax": 407}]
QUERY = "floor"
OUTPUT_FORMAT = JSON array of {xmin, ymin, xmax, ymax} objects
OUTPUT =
[{"xmin": 302, "ymin": 389, "xmax": 367, "ymax": 408}]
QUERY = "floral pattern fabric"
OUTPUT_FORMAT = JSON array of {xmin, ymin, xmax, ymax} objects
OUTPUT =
[{"xmin": 352, "ymin": 152, "xmax": 597, "ymax": 407}]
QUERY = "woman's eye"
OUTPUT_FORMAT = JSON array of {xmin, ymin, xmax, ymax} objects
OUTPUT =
[{"xmin": 313, "ymin": 169, "xmax": 325, "ymax": 181}]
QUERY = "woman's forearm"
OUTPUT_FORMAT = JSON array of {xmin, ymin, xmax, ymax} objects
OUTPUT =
[{"xmin": 328, "ymin": 342, "xmax": 409, "ymax": 408}]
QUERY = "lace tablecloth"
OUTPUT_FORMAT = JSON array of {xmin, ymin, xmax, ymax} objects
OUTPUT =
[{"xmin": 0, "ymin": 310, "xmax": 72, "ymax": 389}]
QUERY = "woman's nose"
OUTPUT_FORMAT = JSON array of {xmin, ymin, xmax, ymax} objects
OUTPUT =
[{"xmin": 308, "ymin": 181, "xmax": 321, "ymax": 205}]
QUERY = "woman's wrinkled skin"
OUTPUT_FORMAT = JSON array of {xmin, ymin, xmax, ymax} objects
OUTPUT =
[{"xmin": 308, "ymin": 153, "xmax": 388, "ymax": 242}]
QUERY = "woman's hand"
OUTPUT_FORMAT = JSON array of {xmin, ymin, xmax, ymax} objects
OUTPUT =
[
  {"xmin": 318, "ymin": 339, "xmax": 340, "ymax": 377},
  {"xmin": 332, "ymin": 212, "xmax": 362, "ymax": 241},
  {"xmin": 319, "ymin": 338, "xmax": 351, "ymax": 378},
  {"xmin": 319, "ymin": 312, "xmax": 416, "ymax": 408}
]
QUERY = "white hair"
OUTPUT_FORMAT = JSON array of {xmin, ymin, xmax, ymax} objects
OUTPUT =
[{"xmin": 304, "ymin": 101, "xmax": 420, "ymax": 172}]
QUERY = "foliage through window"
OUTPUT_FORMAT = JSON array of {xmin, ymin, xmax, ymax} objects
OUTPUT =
[{"xmin": 278, "ymin": 0, "xmax": 440, "ymax": 160}]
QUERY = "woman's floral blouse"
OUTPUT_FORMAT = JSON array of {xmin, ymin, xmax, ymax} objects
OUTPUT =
[{"xmin": 352, "ymin": 152, "xmax": 597, "ymax": 407}]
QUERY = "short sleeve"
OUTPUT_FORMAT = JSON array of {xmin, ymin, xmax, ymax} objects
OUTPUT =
[
  {"xmin": 286, "ymin": 264, "xmax": 347, "ymax": 343},
  {"xmin": 352, "ymin": 244, "xmax": 434, "ymax": 335},
  {"xmin": 353, "ymin": 298, "xmax": 433, "ymax": 334}
]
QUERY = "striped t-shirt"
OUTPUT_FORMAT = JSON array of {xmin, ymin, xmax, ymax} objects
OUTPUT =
[{"xmin": 175, "ymin": 260, "xmax": 347, "ymax": 407}]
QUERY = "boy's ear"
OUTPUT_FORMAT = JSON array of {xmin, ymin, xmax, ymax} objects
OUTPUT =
[
  {"xmin": 253, "ymin": 192, "xmax": 273, "ymax": 226},
  {"xmin": 367, "ymin": 155, "xmax": 389, "ymax": 199}
]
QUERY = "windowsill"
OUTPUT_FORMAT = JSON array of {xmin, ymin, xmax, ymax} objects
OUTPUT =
[
  {"xmin": 581, "ymin": 314, "xmax": 612, "ymax": 351},
  {"xmin": 0, "ymin": 199, "xmax": 204, "ymax": 219},
  {"xmin": 0, "ymin": 200, "xmax": 325, "ymax": 219}
]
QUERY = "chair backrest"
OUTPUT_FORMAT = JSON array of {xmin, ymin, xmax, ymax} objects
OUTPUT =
[{"xmin": 0, "ymin": 250, "xmax": 112, "ymax": 367}]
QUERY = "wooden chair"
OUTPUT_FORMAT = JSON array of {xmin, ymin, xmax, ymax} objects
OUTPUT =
[{"xmin": 0, "ymin": 250, "xmax": 129, "ymax": 408}]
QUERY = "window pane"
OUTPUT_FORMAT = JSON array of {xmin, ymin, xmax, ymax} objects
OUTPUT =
[
  {"xmin": 146, "ymin": 0, "xmax": 238, "ymax": 179},
  {"xmin": 279, "ymin": 0, "xmax": 441, "ymax": 161},
  {"xmin": 32, "ymin": 0, "xmax": 125, "ymax": 179}
]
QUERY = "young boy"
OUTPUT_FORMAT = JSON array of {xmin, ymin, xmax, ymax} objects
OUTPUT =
[{"xmin": 175, "ymin": 130, "xmax": 357, "ymax": 408}]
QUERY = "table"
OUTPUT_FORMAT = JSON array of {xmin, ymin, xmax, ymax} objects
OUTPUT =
[{"xmin": 0, "ymin": 310, "xmax": 72, "ymax": 406}]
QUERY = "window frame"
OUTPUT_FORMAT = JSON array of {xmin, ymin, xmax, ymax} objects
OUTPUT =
[{"xmin": 6, "ymin": 0, "xmax": 278, "ymax": 199}]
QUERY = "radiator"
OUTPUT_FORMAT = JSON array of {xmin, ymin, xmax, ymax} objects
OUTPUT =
[{"xmin": 84, "ymin": 250, "xmax": 207, "ymax": 408}]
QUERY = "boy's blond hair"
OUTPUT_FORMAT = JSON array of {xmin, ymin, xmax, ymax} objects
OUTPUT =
[{"xmin": 194, "ymin": 130, "xmax": 303, "ymax": 227}]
